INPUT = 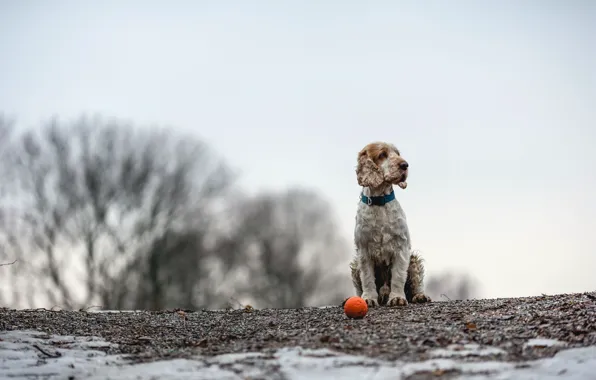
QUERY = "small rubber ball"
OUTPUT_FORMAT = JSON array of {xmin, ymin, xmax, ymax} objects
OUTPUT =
[{"xmin": 343, "ymin": 296, "xmax": 368, "ymax": 319}]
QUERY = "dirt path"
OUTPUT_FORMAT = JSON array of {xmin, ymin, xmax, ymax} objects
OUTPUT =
[{"xmin": 1, "ymin": 292, "xmax": 595, "ymax": 366}]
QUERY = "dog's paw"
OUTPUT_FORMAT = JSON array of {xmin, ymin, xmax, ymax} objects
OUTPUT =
[
  {"xmin": 361, "ymin": 293, "xmax": 379, "ymax": 307},
  {"xmin": 388, "ymin": 296, "xmax": 408, "ymax": 307},
  {"xmin": 378, "ymin": 284, "xmax": 390, "ymax": 306},
  {"xmin": 364, "ymin": 298, "xmax": 379, "ymax": 307},
  {"xmin": 411, "ymin": 293, "xmax": 432, "ymax": 304}
]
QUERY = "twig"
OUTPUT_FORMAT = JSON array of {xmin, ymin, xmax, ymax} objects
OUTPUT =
[
  {"xmin": 0, "ymin": 259, "xmax": 17, "ymax": 267},
  {"xmin": 441, "ymin": 294, "xmax": 452, "ymax": 301},
  {"xmin": 229, "ymin": 297, "xmax": 244, "ymax": 309},
  {"xmin": 32, "ymin": 344, "xmax": 62, "ymax": 358}
]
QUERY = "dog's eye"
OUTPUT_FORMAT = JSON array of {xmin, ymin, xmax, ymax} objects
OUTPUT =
[{"xmin": 378, "ymin": 152, "xmax": 387, "ymax": 159}]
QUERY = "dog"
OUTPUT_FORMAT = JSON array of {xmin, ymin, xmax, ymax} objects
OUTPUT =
[{"xmin": 348, "ymin": 141, "xmax": 431, "ymax": 307}]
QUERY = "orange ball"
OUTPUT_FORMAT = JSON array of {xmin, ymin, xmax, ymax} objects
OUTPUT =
[{"xmin": 343, "ymin": 296, "xmax": 368, "ymax": 319}]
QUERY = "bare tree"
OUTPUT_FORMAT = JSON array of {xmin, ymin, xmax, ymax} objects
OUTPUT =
[
  {"xmin": 0, "ymin": 113, "xmax": 15, "ymax": 201},
  {"xmin": 227, "ymin": 189, "xmax": 353, "ymax": 309},
  {"xmin": 1, "ymin": 114, "xmax": 357, "ymax": 311},
  {"xmin": 0, "ymin": 115, "xmax": 235, "ymax": 309},
  {"xmin": 109, "ymin": 227, "xmax": 228, "ymax": 310},
  {"xmin": 0, "ymin": 114, "xmax": 21, "ymax": 306},
  {"xmin": 425, "ymin": 271, "xmax": 480, "ymax": 301}
]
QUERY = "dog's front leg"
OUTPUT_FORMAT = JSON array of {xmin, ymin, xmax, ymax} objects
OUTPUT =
[
  {"xmin": 407, "ymin": 253, "xmax": 432, "ymax": 304},
  {"xmin": 388, "ymin": 249, "xmax": 410, "ymax": 307},
  {"xmin": 359, "ymin": 255, "xmax": 379, "ymax": 307}
]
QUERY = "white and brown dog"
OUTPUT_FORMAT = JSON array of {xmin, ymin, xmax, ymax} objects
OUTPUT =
[{"xmin": 349, "ymin": 141, "xmax": 431, "ymax": 307}]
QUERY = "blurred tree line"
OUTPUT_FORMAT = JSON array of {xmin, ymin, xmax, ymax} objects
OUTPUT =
[{"xmin": 0, "ymin": 114, "xmax": 477, "ymax": 310}]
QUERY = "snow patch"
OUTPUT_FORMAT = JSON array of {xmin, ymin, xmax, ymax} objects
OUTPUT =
[
  {"xmin": 524, "ymin": 338, "xmax": 568, "ymax": 348},
  {"xmin": 1, "ymin": 330, "xmax": 596, "ymax": 379},
  {"xmin": 429, "ymin": 343, "xmax": 506, "ymax": 358},
  {"xmin": 0, "ymin": 330, "xmax": 124, "ymax": 379}
]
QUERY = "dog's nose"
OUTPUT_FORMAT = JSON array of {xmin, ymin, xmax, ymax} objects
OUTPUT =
[{"xmin": 399, "ymin": 161, "xmax": 409, "ymax": 170}]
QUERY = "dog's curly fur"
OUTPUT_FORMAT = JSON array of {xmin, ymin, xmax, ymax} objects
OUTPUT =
[{"xmin": 349, "ymin": 142, "xmax": 431, "ymax": 307}]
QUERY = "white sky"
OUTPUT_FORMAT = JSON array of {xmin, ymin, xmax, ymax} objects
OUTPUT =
[{"xmin": 1, "ymin": 0, "xmax": 595, "ymax": 300}]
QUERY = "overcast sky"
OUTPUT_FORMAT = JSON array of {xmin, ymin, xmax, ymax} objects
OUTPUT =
[{"xmin": 1, "ymin": 0, "xmax": 595, "ymax": 300}]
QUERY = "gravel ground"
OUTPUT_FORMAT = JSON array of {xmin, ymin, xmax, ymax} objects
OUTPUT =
[{"xmin": 1, "ymin": 292, "xmax": 595, "ymax": 367}]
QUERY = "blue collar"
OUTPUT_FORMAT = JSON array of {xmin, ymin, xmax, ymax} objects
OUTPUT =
[{"xmin": 360, "ymin": 190, "xmax": 396, "ymax": 206}]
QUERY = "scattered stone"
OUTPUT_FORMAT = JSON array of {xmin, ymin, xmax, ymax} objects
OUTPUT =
[{"xmin": 0, "ymin": 292, "xmax": 594, "ymax": 365}]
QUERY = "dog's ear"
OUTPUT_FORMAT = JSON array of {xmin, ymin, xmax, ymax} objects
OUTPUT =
[{"xmin": 356, "ymin": 149, "xmax": 384, "ymax": 188}]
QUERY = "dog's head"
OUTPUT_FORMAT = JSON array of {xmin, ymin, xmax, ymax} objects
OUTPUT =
[{"xmin": 356, "ymin": 142, "xmax": 409, "ymax": 189}]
